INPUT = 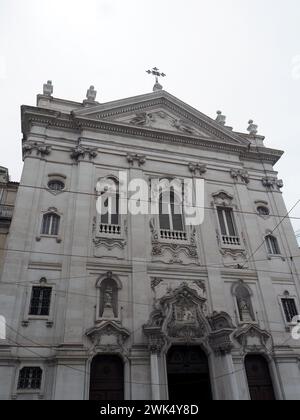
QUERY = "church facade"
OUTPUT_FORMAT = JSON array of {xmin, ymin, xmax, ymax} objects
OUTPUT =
[{"xmin": 0, "ymin": 80, "xmax": 300, "ymax": 400}]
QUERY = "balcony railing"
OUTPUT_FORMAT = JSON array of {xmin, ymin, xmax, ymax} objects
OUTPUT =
[
  {"xmin": 222, "ymin": 235, "xmax": 241, "ymax": 246},
  {"xmin": 160, "ymin": 229, "xmax": 187, "ymax": 241},
  {"xmin": 0, "ymin": 205, "xmax": 13, "ymax": 219},
  {"xmin": 99, "ymin": 223, "xmax": 121, "ymax": 235}
]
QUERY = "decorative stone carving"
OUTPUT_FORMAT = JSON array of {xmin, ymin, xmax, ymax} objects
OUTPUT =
[
  {"xmin": 126, "ymin": 153, "xmax": 146, "ymax": 167},
  {"xmin": 144, "ymin": 283, "xmax": 209, "ymax": 349},
  {"xmin": 220, "ymin": 249, "xmax": 248, "ymax": 269},
  {"xmin": 151, "ymin": 277, "xmax": 163, "ymax": 291},
  {"xmin": 247, "ymin": 120, "xmax": 258, "ymax": 136},
  {"xmin": 129, "ymin": 112, "xmax": 154, "ymax": 126},
  {"xmin": 215, "ymin": 110, "xmax": 226, "ymax": 126},
  {"xmin": 234, "ymin": 324, "xmax": 273, "ymax": 354},
  {"xmin": 208, "ymin": 312, "xmax": 235, "ymax": 355},
  {"xmin": 172, "ymin": 119, "xmax": 195, "ymax": 134},
  {"xmin": 150, "ymin": 218, "xmax": 198, "ymax": 264},
  {"xmin": 70, "ymin": 145, "xmax": 98, "ymax": 162},
  {"xmin": 43, "ymin": 80, "xmax": 53, "ymax": 97},
  {"xmin": 230, "ymin": 169, "xmax": 250, "ymax": 184},
  {"xmin": 93, "ymin": 237, "xmax": 126, "ymax": 251},
  {"xmin": 188, "ymin": 162, "xmax": 207, "ymax": 177},
  {"xmin": 22, "ymin": 142, "xmax": 52, "ymax": 158},
  {"xmin": 212, "ymin": 190, "xmax": 234, "ymax": 207},
  {"xmin": 193, "ymin": 280, "xmax": 206, "ymax": 296},
  {"xmin": 262, "ymin": 177, "xmax": 283, "ymax": 191},
  {"xmin": 86, "ymin": 321, "xmax": 130, "ymax": 351}
]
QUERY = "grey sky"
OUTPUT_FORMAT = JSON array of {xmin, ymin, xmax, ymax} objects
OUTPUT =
[{"xmin": 1, "ymin": 0, "xmax": 300, "ymax": 230}]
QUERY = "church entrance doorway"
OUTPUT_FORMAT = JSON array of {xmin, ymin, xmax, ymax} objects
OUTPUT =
[
  {"xmin": 89, "ymin": 355, "xmax": 124, "ymax": 400},
  {"xmin": 245, "ymin": 355, "xmax": 276, "ymax": 400},
  {"xmin": 167, "ymin": 346, "xmax": 212, "ymax": 400}
]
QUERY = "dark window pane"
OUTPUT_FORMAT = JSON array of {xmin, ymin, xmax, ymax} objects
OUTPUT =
[
  {"xmin": 217, "ymin": 208, "xmax": 227, "ymax": 236},
  {"xmin": 48, "ymin": 181, "xmax": 65, "ymax": 191},
  {"xmin": 41, "ymin": 214, "xmax": 51, "ymax": 235},
  {"xmin": 266, "ymin": 236, "xmax": 280, "ymax": 255},
  {"xmin": 29, "ymin": 287, "xmax": 52, "ymax": 316},
  {"xmin": 225, "ymin": 208, "xmax": 236, "ymax": 236},
  {"xmin": 18, "ymin": 367, "xmax": 42, "ymax": 390},
  {"xmin": 282, "ymin": 298, "xmax": 298, "ymax": 323}
]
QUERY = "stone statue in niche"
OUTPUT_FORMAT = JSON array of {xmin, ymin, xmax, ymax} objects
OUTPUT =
[
  {"xmin": 100, "ymin": 278, "xmax": 118, "ymax": 319},
  {"xmin": 237, "ymin": 297, "xmax": 253, "ymax": 323}
]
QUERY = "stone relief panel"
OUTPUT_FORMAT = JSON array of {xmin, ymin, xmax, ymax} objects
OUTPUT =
[
  {"xmin": 144, "ymin": 282, "xmax": 236, "ymax": 355},
  {"xmin": 111, "ymin": 109, "xmax": 210, "ymax": 138}
]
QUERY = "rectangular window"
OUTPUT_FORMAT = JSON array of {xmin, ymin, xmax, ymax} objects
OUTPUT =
[
  {"xmin": 18, "ymin": 367, "xmax": 42, "ymax": 390},
  {"xmin": 281, "ymin": 298, "xmax": 298, "ymax": 323},
  {"xmin": 217, "ymin": 207, "xmax": 237, "ymax": 237},
  {"xmin": 29, "ymin": 287, "xmax": 52, "ymax": 316}
]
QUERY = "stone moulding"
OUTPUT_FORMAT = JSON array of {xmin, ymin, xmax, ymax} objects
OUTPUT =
[
  {"xmin": 21, "ymin": 104, "xmax": 283, "ymax": 165},
  {"xmin": 86, "ymin": 321, "xmax": 130, "ymax": 351}
]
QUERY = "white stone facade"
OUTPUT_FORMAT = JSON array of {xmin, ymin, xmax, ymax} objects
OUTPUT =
[{"xmin": 0, "ymin": 85, "xmax": 300, "ymax": 400}]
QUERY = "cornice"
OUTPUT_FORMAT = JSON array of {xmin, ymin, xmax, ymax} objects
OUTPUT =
[{"xmin": 21, "ymin": 105, "xmax": 283, "ymax": 165}]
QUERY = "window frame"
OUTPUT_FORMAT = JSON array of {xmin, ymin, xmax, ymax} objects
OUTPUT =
[
  {"xmin": 29, "ymin": 286, "xmax": 52, "ymax": 317},
  {"xmin": 279, "ymin": 293, "xmax": 299, "ymax": 326},
  {"xmin": 158, "ymin": 189, "xmax": 185, "ymax": 233},
  {"xmin": 17, "ymin": 367, "xmax": 43, "ymax": 391},
  {"xmin": 22, "ymin": 280, "xmax": 55, "ymax": 326},
  {"xmin": 265, "ymin": 234, "xmax": 281, "ymax": 256},
  {"xmin": 48, "ymin": 179, "xmax": 65, "ymax": 192},
  {"xmin": 41, "ymin": 212, "xmax": 61, "ymax": 237}
]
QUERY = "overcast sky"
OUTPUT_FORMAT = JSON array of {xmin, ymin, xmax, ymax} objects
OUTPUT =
[{"xmin": 1, "ymin": 0, "xmax": 300, "ymax": 231}]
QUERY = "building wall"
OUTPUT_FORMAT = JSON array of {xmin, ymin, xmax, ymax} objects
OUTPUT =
[
  {"xmin": 0, "ymin": 90, "xmax": 300, "ymax": 400},
  {"xmin": 0, "ymin": 167, "xmax": 19, "ymax": 276}
]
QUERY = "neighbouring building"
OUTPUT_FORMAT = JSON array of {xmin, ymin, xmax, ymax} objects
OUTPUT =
[
  {"xmin": 0, "ymin": 167, "xmax": 18, "ymax": 275},
  {"xmin": 0, "ymin": 79, "xmax": 300, "ymax": 400}
]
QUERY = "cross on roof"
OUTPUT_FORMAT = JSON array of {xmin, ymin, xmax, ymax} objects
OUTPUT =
[{"xmin": 146, "ymin": 67, "xmax": 166, "ymax": 91}]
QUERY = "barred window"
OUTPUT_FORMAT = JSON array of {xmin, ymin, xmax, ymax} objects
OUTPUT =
[
  {"xmin": 18, "ymin": 367, "xmax": 42, "ymax": 390},
  {"xmin": 29, "ymin": 287, "xmax": 52, "ymax": 316},
  {"xmin": 41, "ymin": 213, "xmax": 60, "ymax": 236},
  {"xmin": 281, "ymin": 298, "xmax": 298, "ymax": 323}
]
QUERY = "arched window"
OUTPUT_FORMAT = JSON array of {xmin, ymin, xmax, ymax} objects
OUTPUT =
[
  {"xmin": 99, "ymin": 277, "xmax": 119, "ymax": 318},
  {"xmin": 99, "ymin": 178, "xmax": 120, "ymax": 226},
  {"xmin": 233, "ymin": 282, "xmax": 255, "ymax": 323},
  {"xmin": 41, "ymin": 213, "xmax": 60, "ymax": 236},
  {"xmin": 159, "ymin": 189, "xmax": 184, "ymax": 232},
  {"xmin": 265, "ymin": 234, "xmax": 280, "ymax": 255}
]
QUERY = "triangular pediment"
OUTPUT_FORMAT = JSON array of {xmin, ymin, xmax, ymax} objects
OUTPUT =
[{"xmin": 73, "ymin": 91, "xmax": 250, "ymax": 146}]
